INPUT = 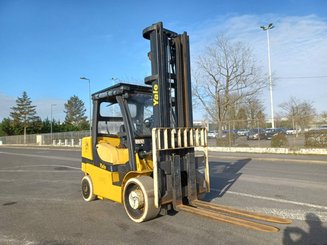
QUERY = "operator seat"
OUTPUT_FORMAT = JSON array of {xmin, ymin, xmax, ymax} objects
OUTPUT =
[
  {"xmin": 117, "ymin": 125, "xmax": 127, "ymax": 148},
  {"xmin": 96, "ymin": 124, "xmax": 129, "ymax": 164}
]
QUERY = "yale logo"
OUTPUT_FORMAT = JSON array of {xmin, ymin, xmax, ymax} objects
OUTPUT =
[
  {"xmin": 100, "ymin": 163, "xmax": 107, "ymax": 170},
  {"xmin": 153, "ymin": 83, "xmax": 159, "ymax": 106},
  {"xmin": 84, "ymin": 141, "xmax": 89, "ymax": 152}
]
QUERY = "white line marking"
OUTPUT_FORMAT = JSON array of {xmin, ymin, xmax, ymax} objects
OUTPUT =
[
  {"xmin": 0, "ymin": 178, "xmax": 78, "ymax": 184},
  {"xmin": 0, "ymin": 151, "xmax": 78, "ymax": 162},
  {"xmin": 244, "ymin": 207, "xmax": 327, "ymax": 222},
  {"xmin": 213, "ymin": 189, "xmax": 327, "ymax": 210},
  {"xmin": 19, "ymin": 164, "xmax": 80, "ymax": 170},
  {"xmin": 209, "ymin": 153, "xmax": 327, "ymax": 165},
  {"xmin": 0, "ymin": 164, "xmax": 80, "ymax": 173},
  {"xmin": 0, "ymin": 195, "xmax": 84, "ymax": 204},
  {"xmin": 0, "ymin": 237, "xmax": 36, "ymax": 245},
  {"xmin": 0, "ymin": 170, "xmax": 80, "ymax": 173},
  {"xmin": 0, "ymin": 179, "xmax": 15, "ymax": 182},
  {"xmin": 237, "ymin": 174, "xmax": 327, "ymax": 190}
]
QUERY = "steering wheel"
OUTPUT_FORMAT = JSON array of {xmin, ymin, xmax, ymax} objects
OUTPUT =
[{"xmin": 143, "ymin": 115, "xmax": 153, "ymax": 128}]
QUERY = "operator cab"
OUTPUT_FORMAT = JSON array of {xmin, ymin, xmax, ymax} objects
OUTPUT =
[{"xmin": 92, "ymin": 83, "xmax": 153, "ymax": 170}]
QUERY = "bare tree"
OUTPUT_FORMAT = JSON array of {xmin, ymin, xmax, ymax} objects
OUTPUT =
[
  {"xmin": 193, "ymin": 35, "xmax": 266, "ymax": 136},
  {"xmin": 279, "ymin": 97, "xmax": 316, "ymax": 133},
  {"xmin": 321, "ymin": 111, "xmax": 327, "ymax": 123},
  {"xmin": 244, "ymin": 97, "xmax": 265, "ymax": 128}
]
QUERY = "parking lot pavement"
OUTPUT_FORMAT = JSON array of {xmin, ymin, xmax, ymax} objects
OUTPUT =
[{"xmin": 0, "ymin": 146, "xmax": 327, "ymax": 244}]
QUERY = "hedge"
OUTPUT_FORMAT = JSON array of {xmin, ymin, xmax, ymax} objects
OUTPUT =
[
  {"xmin": 271, "ymin": 133, "xmax": 289, "ymax": 148},
  {"xmin": 305, "ymin": 130, "xmax": 327, "ymax": 148}
]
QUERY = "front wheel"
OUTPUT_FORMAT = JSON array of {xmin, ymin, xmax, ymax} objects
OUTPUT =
[{"xmin": 123, "ymin": 176, "xmax": 160, "ymax": 223}]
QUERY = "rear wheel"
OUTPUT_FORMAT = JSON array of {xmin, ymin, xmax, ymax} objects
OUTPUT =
[
  {"xmin": 123, "ymin": 176, "xmax": 160, "ymax": 223},
  {"xmin": 81, "ymin": 175, "xmax": 96, "ymax": 202}
]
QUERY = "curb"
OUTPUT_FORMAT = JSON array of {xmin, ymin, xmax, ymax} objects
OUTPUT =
[
  {"xmin": 196, "ymin": 146, "xmax": 327, "ymax": 155},
  {"xmin": 1, "ymin": 144, "xmax": 327, "ymax": 155},
  {"xmin": 0, "ymin": 144, "xmax": 81, "ymax": 151}
]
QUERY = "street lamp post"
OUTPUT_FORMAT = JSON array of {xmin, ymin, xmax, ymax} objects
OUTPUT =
[
  {"xmin": 50, "ymin": 104, "xmax": 57, "ymax": 144},
  {"xmin": 80, "ymin": 77, "xmax": 92, "ymax": 136},
  {"xmin": 260, "ymin": 23, "xmax": 275, "ymax": 129}
]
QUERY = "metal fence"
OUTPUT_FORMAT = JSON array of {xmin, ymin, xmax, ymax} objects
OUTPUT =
[
  {"xmin": 0, "ymin": 117, "xmax": 324, "ymax": 149},
  {"xmin": 207, "ymin": 118, "xmax": 309, "ymax": 148},
  {"xmin": 0, "ymin": 131, "xmax": 90, "ymax": 146},
  {"xmin": 207, "ymin": 133, "xmax": 306, "ymax": 148}
]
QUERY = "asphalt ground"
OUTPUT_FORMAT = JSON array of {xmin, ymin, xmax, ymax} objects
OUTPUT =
[{"xmin": 0, "ymin": 146, "xmax": 327, "ymax": 245}]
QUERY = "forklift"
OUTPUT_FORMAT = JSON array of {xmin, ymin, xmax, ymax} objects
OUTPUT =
[{"xmin": 81, "ymin": 22, "xmax": 291, "ymax": 231}]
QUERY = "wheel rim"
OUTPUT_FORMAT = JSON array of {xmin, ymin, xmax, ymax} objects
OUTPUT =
[
  {"xmin": 82, "ymin": 178, "xmax": 91, "ymax": 199},
  {"xmin": 128, "ymin": 189, "xmax": 145, "ymax": 210},
  {"xmin": 124, "ymin": 183, "xmax": 145, "ymax": 220}
]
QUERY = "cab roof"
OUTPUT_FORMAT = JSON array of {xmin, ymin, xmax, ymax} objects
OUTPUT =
[{"xmin": 92, "ymin": 83, "xmax": 152, "ymax": 100}]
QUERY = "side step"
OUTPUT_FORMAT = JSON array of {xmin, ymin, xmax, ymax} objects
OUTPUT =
[{"xmin": 178, "ymin": 200, "xmax": 291, "ymax": 233}]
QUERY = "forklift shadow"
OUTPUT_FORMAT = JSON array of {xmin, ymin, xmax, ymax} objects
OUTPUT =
[{"xmin": 200, "ymin": 158, "xmax": 252, "ymax": 202}]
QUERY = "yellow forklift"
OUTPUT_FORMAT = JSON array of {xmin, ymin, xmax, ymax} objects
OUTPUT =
[{"xmin": 81, "ymin": 22, "xmax": 291, "ymax": 231}]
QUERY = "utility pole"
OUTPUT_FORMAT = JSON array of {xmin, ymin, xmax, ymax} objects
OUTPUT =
[
  {"xmin": 80, "ymin": 77, "xmax": 92, "ymax": 136},
  {"xmin": 260, "ymin": 23, "xmax": 275, "ymax": 128},
  {"xmin": 50, "ymin": 104, "xmax": 57, "ymax": 143}
]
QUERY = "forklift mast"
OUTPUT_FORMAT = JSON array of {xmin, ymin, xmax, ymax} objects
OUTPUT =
[
  {"xmin": 143, "ymin": 22, "xmax": 193, "ymax": 128},
  {"xmin": 143, "ymin": 22, "xmax": 209, "ymax": 210}
]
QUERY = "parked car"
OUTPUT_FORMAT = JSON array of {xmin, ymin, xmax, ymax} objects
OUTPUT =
[
  {"xmin": 265, "ymin": 128, "xmax": 287, "ymax": 139},
  {"xmin": 286, "ymin": 128, "xmax": 300, "ymax": 135},
  {"xmin": 247, "ymin": 128, "xmax": 267, "ymax": 140},
  {"xmin": 221, "ymin": 130, "xmax": 238, "ymax": 138},
  {"xmin": 237, "ymin": 129, "xmax": 249, "ymax": 136},
  {"xmin": 208, "ymin": 131, "xmax": 217, "ymax": 138},
  {"xmin": 308, "ymin": 127, "xmax": 327, "ymax": 131}
]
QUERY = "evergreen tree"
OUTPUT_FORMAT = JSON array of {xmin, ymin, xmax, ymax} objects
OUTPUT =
[
  {"xmin": 28, "ymin": 117, "xmax": 43, "ymax": 134},
  {"xmin": 256, "ymin": 110, "xmax": 266, "ymax": 128},
  {"xmin": 0, "ymin": 121, "xmax": 3, "ymax": 136},
  {"xmin": 1, "ymin": 118, "xmax": 17, "ymax": 135},
  {"xmin": 41, "ymin": 118, "xmax": 51, "ymax": 133},
  {"xmin": 235, "ymin": 107, "xmax": 248, "ymax": 129},
  {"xmin": 10, "ymin": 91, "xmax": 39, "ymax": 140},
  {"xmin": 64, "ymin": 95, "xmax": 88, "ymax": 130},
  {"xmin": 54, "ymin": 120, "xmax": 65, "ymax": 132}
]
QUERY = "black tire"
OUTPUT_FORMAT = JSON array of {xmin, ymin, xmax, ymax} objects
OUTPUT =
[
  {"xmin": 81, "ymin": 175, "xmax": 96, "ymax": 202},
  {"xmin": 123, "ymin": 176, "xmax": 160, "ymax": 223}
]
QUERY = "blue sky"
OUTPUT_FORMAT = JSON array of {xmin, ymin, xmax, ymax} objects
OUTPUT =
[{"xmin": 1, "ymin": 0, "xmax": 326, "ymax": 122}]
